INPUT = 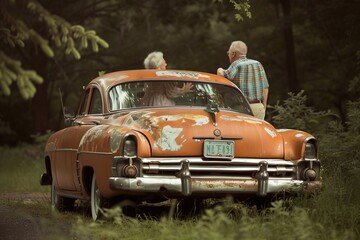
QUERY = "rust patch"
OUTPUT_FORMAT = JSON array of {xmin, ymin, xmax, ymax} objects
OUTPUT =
[
  {"xmin": 192, "ymin": 179, "xmax": 257, "ymax": 190},
  {"xmin": 124, "ymin": 111, "xmax": 159, "ymax": 134}
]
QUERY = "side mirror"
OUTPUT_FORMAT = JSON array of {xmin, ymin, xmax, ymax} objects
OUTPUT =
[
  {"xmin": 63, "ymin": 106, "xmax": 75, "ymax": 120},
  {"xmin": 59, "ymin": 89, "xmax": 76, "ymax": 122}
]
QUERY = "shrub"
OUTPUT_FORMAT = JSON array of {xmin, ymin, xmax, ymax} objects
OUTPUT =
[{"xmin": 269, "ymin": 90, "xmax": 336, "ymax": 135}]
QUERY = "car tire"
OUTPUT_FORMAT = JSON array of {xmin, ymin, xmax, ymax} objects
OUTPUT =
[
  {"xmin": 51, "ymin": 181, "xmax": 75, "ymax": 212},
  {"xmin": 91, "ymin": 174, "xmax": 106, "ymax": 221}
]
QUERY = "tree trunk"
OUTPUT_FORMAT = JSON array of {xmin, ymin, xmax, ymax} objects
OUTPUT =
[
  {"xmin": 32, "ymin": 80, "xmax": 50, "ymax": 134},
  {"xmin": 29, "ymin": 49, "xmax": 50, "ymax": 134},
  {"xmin": 280, "ymin": 0, "xmax": 299, "ymax": 93}
]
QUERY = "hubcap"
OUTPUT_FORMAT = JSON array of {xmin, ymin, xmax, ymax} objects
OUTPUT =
[
  {"xmin": 91, "ymin": 175, "xmax": 101, "ymax": 220},
  {"xmin": 51, "ymin": 183, "xmax": 58, "ymax": 208}
]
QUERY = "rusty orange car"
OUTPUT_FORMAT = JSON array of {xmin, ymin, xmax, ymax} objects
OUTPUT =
[{"xmin": 40, "ymin": 69, "xmax": 321, "ymax": 220}]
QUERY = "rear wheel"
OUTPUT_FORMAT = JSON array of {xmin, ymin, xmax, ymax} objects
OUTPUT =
[
  {"xmin": 51, "ymin": 182, "xmax": 75, "ymax": 212},
  {"xmin": 91, "ymin": 174, "xmax": 106, "ymax": 221}
]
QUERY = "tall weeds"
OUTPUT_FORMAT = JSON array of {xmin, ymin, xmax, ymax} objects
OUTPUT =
[{"xmin": 271, "ymin": 84, "xmax": 360, "ymax": 238}]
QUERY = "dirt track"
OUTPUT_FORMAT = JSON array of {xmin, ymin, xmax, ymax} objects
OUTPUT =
[
  {"xmin": 0, "ymin": 205, "xmax": 40, "ymax": 240},
  {"xmin": 0, "ymin": 192, "xmax": 50, "ymax": 203},
  {"xmin": 0, "ymin": 192, "xmax": 74, "ymax": 240}
]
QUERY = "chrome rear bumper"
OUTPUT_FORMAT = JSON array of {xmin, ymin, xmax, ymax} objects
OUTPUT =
[{"xmin": 109, "ymin": 160, "xmax": 321, "ymax": 197}]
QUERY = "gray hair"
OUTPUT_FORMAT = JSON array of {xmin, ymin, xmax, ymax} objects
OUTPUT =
[
  {"xmin": 230, "ymin": 41, "xmax": 247, "ymax": 55},
  {"xmin": 144, "ymin": 51, "xmax": 164, "ymax": 69}
]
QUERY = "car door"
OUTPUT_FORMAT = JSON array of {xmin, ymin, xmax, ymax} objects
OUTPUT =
[{"xmin": 54, "ymin": 86, "xmax": 104, "ymax": 192}]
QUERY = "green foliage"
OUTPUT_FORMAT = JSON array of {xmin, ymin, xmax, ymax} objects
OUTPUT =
[
  {"xmin": 31, "ymin": 130, "xmax": 54, "ymax": 149},
  {"xmin": 317, "ymin": 74, "xmax": 360, "ymax": 184},
  {"xmin": 348, "ymin": 51, "xmax": 360, "ymax": 96},
  {"xmin": 98, "ymin": 71, "xmax": 106, "ymax": 76},
  {"xmin": 305, "ymin": 173, "xmax": 360, "ymax": 233},
  {"xmin": 0, "ymin": 0, "xmax": 109, "ymax": 98},
  {"xmin": 270, "ymin": 90, "xmax": 335, "ymax": 133},
  {"xmin": 347, "ymin": 52, "xmax": 360, "ymax": 132},
  {"xmin": 68, "ymin": 198, "xmax": 358, "ymax": 240},
  {"xmin": 319, "ymin": 101, "xmax": 360, "ymax": 177},
  {"xmin": 0, "ymin": 51, "xmax": 43, "ymax": 99},
  {"xmin": 0, "ymin": 145, "xmax": 46, "ymax": 193},
  {"xmin": 215, "ymin": 0, "xmax": 251, "ymax": 21},
  {"xmin": 193, "ymin": 200, "xmax": 237, "ymax": 240},
  {"xmin": 228, "ymin": 0, "xmax": 251, "ymax": 21},
  {"xmin": 270, "ymin": 80, "xmax": 360, "ymax": 237}
]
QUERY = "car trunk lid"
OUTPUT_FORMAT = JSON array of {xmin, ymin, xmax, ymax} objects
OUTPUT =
[{"xmin": 116, "ymin": 108, "xmax": 284, "ymax": 159}]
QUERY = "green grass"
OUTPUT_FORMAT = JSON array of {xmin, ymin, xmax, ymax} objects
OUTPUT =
[
  {"xmin": 0, "ymin": 145, "xmax": 48, "ymax": 193},
  {"xmin": 0, "ymin": 144, "xmax": 359, "ymax": 240}
]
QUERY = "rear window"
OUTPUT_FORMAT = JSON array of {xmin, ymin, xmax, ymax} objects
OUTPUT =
[{"xmin": 108, "ymin": 80, "xmax": 251, "ymax": 115}]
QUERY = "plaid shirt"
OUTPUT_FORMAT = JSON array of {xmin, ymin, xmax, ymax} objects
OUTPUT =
[{"xmin": 223, "ymin": 57, "xmax": 269, "ymax": 102}]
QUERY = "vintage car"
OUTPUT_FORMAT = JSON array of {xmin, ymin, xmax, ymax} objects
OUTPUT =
[{"xmin": 40, "ymin": 69, "xmax": 321, "ymax": 220}]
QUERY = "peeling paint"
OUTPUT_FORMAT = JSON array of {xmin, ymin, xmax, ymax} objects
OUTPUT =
[
  {"xmin": 124, "ymin": 112, "xmax": 210, "ymax": 134},
  {"xmin": 156, "ymin": 71, "xmax": 210, "ymax": 79},
  {"xmin": 111, "ymin": 130, "xmax": 124, "ymax": 153},
  {"xmin": 79, "ymin": 125, "xmax": 107, "ymax": 147},
  {"xmin": 124, "ymin": 111, "xmax": 158, "ymax": 134},
  {"xmin": 156, "ymin": 114, "xmax": 209, "ymax": 126},
  {"xmin": 157, "ymin": 125, "xmax": 185, "ymax": 151},
  {"xmin": 264, "ymin": 127, "xmax": 277, "ymax": 138},
  {"xmin": 220, "ymin": 115, "xmax": 263, "ymax": 124},
  {"xmin": 220, "ymin": 115, "xmax": 243, "ymax": 122},
  {"xmin": 139, "ymin": 134, "xmax": 147, "ymax": 143}
]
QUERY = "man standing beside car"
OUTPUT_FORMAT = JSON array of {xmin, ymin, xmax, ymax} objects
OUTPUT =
[{"xmin": 217, "ymin": 41, "xmax": 269, "ymax": 120}]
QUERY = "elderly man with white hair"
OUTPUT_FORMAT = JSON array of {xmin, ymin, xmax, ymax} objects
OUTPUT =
[{"xmin": 217, "ymin": 41, "xmax": 269, "ymax": 120}]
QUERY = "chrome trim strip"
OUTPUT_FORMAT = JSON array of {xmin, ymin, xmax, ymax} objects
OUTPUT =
[
  {"xmin": 45, "ymin": 149, "xmax": 112, "ymax": 155},
  {"xmin": 78, "ymin": 151, "xmax": 113, "ymax": 155},
  {"xmin": 45, "ymin": 148, "xmax": 78, "ymax": 153}
]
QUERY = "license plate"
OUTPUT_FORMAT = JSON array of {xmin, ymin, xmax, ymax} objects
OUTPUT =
[{"xmin": 203, "ymin": 140, "xmax": 234, "ymax": 159}]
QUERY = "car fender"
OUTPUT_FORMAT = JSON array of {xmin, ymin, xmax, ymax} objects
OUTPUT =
[
  {"xmin": 277, "ymin": 129, "xmax": 315, "ymax": 160},
  {"xmin": 77, "ymin": 125, "xmax": 151, "ymax": 198}
]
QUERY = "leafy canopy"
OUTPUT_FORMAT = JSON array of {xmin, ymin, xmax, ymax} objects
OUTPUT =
[{"xmin": 0, "ymin": 0, "xmax": 109, "ymax": 99}]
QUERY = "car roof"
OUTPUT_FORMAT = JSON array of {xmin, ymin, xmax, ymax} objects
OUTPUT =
[{"xmin": 88, "ymin": 69, "xmax": 239, "ymax": 91}]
